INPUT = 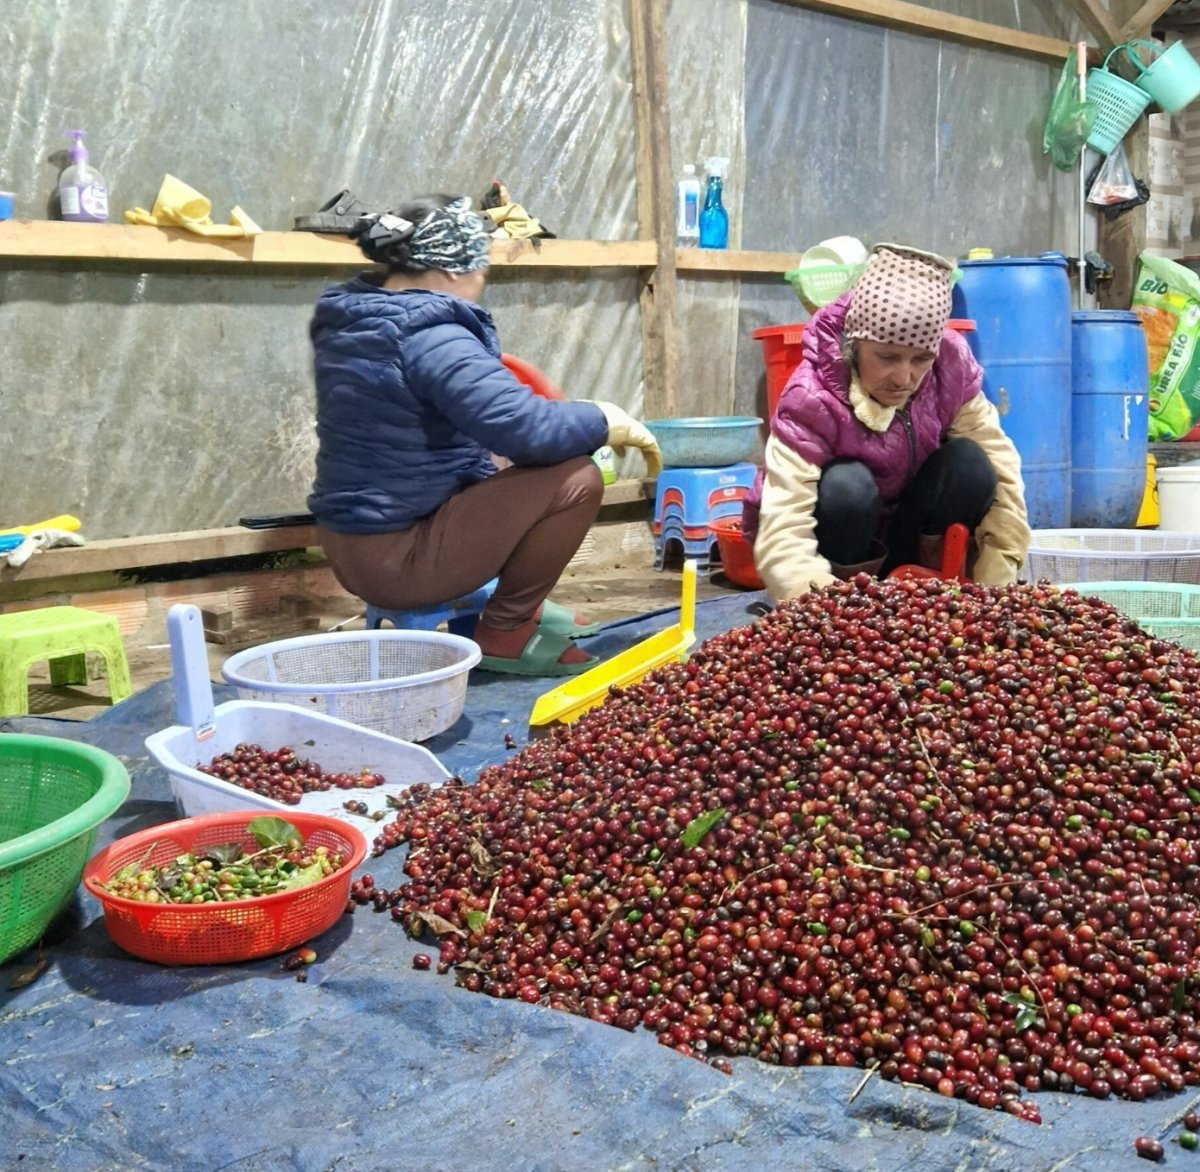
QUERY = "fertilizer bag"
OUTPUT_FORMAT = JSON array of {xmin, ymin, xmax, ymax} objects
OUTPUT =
[{"xmin": 1131, "ymin": 252, "xmax": 1200, "ymax": 441}]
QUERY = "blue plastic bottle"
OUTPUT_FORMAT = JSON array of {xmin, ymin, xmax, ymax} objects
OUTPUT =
[{"xmin": 699, "ymin": 156, "xmax": 729, "ymax": 250}]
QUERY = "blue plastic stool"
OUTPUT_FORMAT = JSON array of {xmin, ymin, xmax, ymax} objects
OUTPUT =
[
  {"xmin": 365, "ymin": 579, "xmax": 498, "ymax": 637},
  {"xmin": 653, "ymin": 463, "xmax": 757, "ymax": 531},
  {"xmin": 654, "ymin": 522, "xmax": 717, "ymax": 571}
]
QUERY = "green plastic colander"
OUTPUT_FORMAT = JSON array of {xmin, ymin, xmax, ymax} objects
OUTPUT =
[
  {"xmin": 1062, "ymin": 581, "xmax": 1200, "ymax": 652},
  {"xmin": 0, "ymin": 735, "xmax": 130, "ymax": 964}
]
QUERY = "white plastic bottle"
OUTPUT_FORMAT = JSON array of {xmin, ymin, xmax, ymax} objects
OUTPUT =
[
  {"xmin": 676, "ymin": 163, "xmax": 700, "ymax": 247},
  {"xmin": 58, "ymin": 130, "xmax": 108, "ymax": 223}
]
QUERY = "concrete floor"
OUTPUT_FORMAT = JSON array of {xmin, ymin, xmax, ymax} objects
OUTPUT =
[{"xmin": 22, "ymin": 562, "xmax": 747, "ymax": 722}]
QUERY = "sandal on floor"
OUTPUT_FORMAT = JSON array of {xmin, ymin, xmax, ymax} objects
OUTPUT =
[
  {"xmin": 538, "ymin": 599, "xmax": 602, "ymax": 639},
  {"xmin": 476, "ymin": 629, "xmax": 597, "ymax": 677},
  {"xmin": 293, "ymin": 189, "xmax": 372, "ymax": 234}
]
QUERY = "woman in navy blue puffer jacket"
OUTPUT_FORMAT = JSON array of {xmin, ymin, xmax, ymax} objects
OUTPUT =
[{"xmin": 309, "ymin": 195, "xmax": 661, "ymax": 676}]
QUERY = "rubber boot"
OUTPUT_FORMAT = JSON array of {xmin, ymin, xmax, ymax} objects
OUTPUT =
[
  {"xmin": 916, "ymin": 531, "xmax": 975, "ymax": 578},
  {"xmin": 830, "ymin": 542, "xmax": 886, "ymax": 582},
  {"xmin": 916, "ymin": 533, "xmax": 945, "ymax": 574}
]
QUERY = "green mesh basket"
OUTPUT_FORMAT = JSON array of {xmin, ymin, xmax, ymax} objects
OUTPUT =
[
  {"xmin": 784, "ymin": 263, "xmax": 865, "ymax": 311},
  {"xmin": 1086, "ymin": 50, "xmax": 1153, "ymax": 155},
  {"xmin": 1062, "ymin": 581, "xmax": 1200, "ymax": 652},
  {"xmin": 0, "ymin": 735, "xmax": 130, "ymax": 964}
]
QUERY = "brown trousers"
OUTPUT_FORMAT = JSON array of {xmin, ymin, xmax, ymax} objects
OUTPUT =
[{"xmin": 318, "ymin": 457, "xmax": 603, "ymax": 630}]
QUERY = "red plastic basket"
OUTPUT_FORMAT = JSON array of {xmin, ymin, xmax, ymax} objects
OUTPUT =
[
  {"xmin": 752, "ymin": 323, "xmax": 807, "ymax": 421},
  {"xmin": 709, "ymin": 516, "xmax": 765, "ymax": 590},
  {"xmin": 83, "ymin": 811, "xmax": 367, "ymax": 966},
  {"xmin": 500, "ymin": 352, "xmax": 564, "ymax": 401}
]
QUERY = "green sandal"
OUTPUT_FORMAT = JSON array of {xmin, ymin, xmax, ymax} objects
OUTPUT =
[
  {"xmin": 476, "ymin": 629, "xmax": 598, "ymax": 677},
  {"xmin": 538, "ymin": 599, "xmax": 602, "ymax": 639}
]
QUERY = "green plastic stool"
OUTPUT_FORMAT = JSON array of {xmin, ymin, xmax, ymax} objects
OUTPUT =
[{"xmin": 0, "ymin": 606, "xmax": 133, "ymax": 716}]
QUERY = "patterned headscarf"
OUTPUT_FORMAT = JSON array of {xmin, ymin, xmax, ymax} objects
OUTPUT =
[
  {"xmin": 844, "ymin": 243, "xmax": 955, "ymax": 353},
  {"xmin": 357, "ymin": 196, "xmax": 491, "ymax": 273}
]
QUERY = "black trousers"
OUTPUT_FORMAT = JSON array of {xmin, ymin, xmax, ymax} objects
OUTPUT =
[{"xmin": 814, "ymin": 438, "xmax": 998, "ymax": 571}]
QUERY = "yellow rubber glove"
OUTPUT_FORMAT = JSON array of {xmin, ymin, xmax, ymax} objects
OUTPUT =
[
  {"xmin": 123, "ymin": 175, "xmax": 262, "ymax": 238},
  {"xmin": 591, "ymin": 401, "xmax": 663, "ymax": 476}
]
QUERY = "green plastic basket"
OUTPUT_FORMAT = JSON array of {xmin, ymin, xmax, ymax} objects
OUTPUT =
[
  {"xmin": 0, "ymin": 735, "xmax": 130, "ymax": 964},
  {"xmin": 784, "ymin": 263, "xmax": 865, "ymax": 311},
  {"xmin": 1062, "ymin": 581, "xmax": 1200, "ymax": 651},
  {"xmin": 1086, "ymin": 49, "xmax": 1153, "ymax": 154}
]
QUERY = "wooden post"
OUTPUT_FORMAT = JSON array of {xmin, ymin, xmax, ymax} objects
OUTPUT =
[
  {"xmin": 772, "ymin": 0, "xmax": 1079, "ymax": 62},
  {"xmin": 1066, "ymin": 0, "xmax": 1123, "ymax": 50},
  {"xmin": 1120, "ymin": 0, "xmax": 1179, "ymax": 43},
  {"xmin": 1098, "ymin": 0, "xmax": 1153, "ymax": 309},
  {"xmin": 629, "ymin": 0, "xmax": 679, "ymax": 419}
]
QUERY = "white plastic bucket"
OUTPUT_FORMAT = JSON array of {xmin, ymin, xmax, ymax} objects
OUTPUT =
[{"xmin": 1157, "ymin": 460, "xmax": 1200, "ymax": 532}]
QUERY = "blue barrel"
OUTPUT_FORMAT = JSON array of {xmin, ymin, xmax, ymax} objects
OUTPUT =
[
  {"xmin": 951, "ymin": 254, "xmax": 1072, "ymax": 528},
  {"xmin": 1069, "ymin": 310, "xmax": 1149, "ymax": 527}
]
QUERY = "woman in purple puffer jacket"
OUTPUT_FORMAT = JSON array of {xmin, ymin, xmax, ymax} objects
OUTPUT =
[{"xmin": 742, "ymin": 243, "xmax": 1031, "ymax": 602}]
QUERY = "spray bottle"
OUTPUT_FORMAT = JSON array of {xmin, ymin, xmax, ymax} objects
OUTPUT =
[
  {"xmin": 699, "ymin": 157, "xmax": 729, "ymax": 250},
  {"xmin": 58, "ymin": 130, "xmax": 108, "ymax": 223}
]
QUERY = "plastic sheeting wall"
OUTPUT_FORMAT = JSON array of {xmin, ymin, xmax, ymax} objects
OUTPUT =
[
  {"xmin": 1, "ymin": 0, "xmax": 1081, "ymax": 538},
  {"xmin": 731, "ymin": 0, "xmax": 1086, "ymax": 420}
]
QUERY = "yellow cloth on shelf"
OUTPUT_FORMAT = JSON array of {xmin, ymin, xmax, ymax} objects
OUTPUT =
[{"xmin": 124, "ymin": 174, "xmax": 261, "ymax": 238}]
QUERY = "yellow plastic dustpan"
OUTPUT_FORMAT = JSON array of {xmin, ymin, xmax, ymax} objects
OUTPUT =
[{"xmin": 529, "ymin": 560, "xmax": 697, "ymax": 728}]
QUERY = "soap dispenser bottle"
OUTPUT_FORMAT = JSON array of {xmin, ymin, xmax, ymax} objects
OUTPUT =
[
  {"xmin": 699, "ymin": 156, "xmax": 729, "ymax": 250},
  {"xmin": 58, "ymin": 130, "xmax": 108, "ymax": 223}
]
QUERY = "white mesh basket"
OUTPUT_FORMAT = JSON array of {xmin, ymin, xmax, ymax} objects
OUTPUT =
[
  {"xmin": 1023, "ymin": 530, "xmax": 1200, "ymax": 585},
  {"xmin": 221, "ymin": 630, "xmax": 481, "ymax": 742}
]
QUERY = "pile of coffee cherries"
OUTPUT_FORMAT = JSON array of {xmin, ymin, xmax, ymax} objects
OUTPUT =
[
  {"xmin": 374, "ymin": 577, "xmax": 1200, "ymax": 1120},
  {"xmin": 102, "ymin": 836, "xmax": 345, "ymax": 904},
  {"xmin": 199, "ymin": 743, "xmax": 385, "ymax": 805}
]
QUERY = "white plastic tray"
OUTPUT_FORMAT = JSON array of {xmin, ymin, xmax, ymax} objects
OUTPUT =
[
  {"xmin": 145, "ymin": 606, "xmax": 451, "ymax": 832},
  {"xmin": 146, "ymin": 699, "xmax": 451, "ymax": 829}
]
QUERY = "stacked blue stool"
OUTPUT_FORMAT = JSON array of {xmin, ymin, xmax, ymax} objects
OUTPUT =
[
  {"xmin": 653, "ymin": 463, "xmax": 756, "ymax": 571},
  {"xmin": 365, "ymin": 578, "xmax": 498, "ymax": 637}
]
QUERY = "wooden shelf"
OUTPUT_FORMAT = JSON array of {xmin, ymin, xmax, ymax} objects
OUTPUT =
[
  {"xmin": 676, "ymin": 248, "xmax": 800, "ymax": 274},
  {"xmin": 0, "ymin": 220, "xmax": 657, "ymax": 270},
  {"xmin": 0, "ymin": 220, "xmax": 804, "ymax": 276}
]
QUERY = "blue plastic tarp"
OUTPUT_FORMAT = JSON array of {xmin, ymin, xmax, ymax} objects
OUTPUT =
[{"xmin": 2, "ymin": 595, "xmax": 1197, "ymax": 1171}]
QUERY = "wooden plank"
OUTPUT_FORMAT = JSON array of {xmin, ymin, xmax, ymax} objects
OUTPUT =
[
  {"xmin": 599, "ymin": 478, "xmax": 653, "ymax": 506},
  {"xmin": 676, "ymin": 248, "xmax": 804, "ymax": 274},
  {"xmin": 0, "ymin": 479, "xmax": 646, "ymax": 584},
  {"xmin": 629, "ymin": 0, "xmax": 680, "ymax": 420},
  {"xmin": 489, "ymin": 238, "xmax": 656, "ymax": 269},
  {"xmin": 774, "ymin": 0, "xmax": 1077, "ymax": 62},
  {"xmin": 0, "ymin": 220, "xmax": 657, "ymax": 270},
  {"xmin": 0, "ymin": 221, "xmax": 360, "ymax": 265},
  {"xmin": 1066, "ymin": 0, "xmax": 1123, "ymax": 49},
  {"xmin": 203, "ymin": 613, "xmax": 320, "ymax": 646},
  {"xmin": 1, "ymin": 526, "xmax": 323, "ymax": 583},
  {"xmin": 1120, "ymin": 0, "xmax": 1179, "ymax": 40},
  {"xmin": 0, "ymin": 219, "xmax": 815, "ymax": 277},
  {"xmin": 1099, "ymin": 0, "xmax": 1150, "ymax": 310}
]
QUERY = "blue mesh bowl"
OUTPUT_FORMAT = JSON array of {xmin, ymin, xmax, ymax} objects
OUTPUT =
[{"xmin": 645, "ymin": 417, "xmax": 763, "ymax": 469}]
